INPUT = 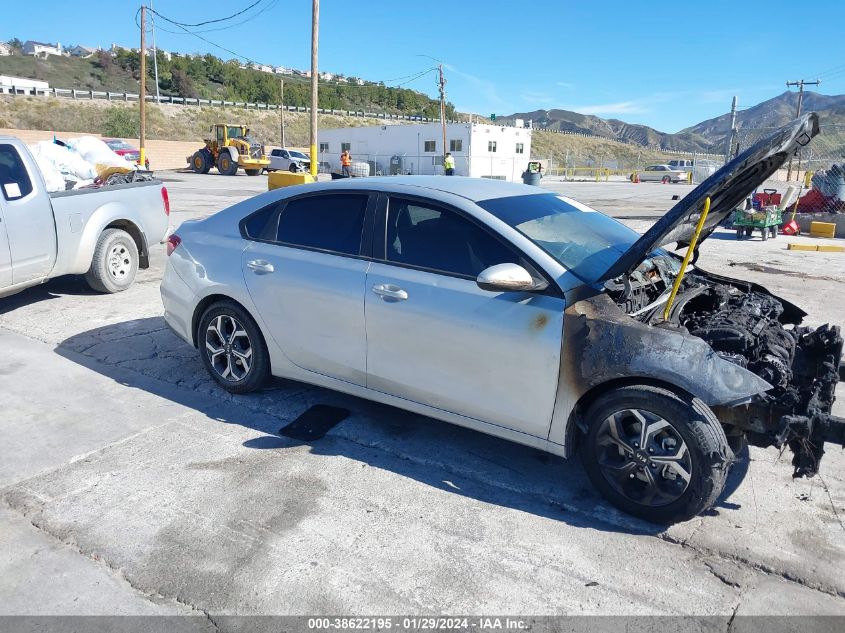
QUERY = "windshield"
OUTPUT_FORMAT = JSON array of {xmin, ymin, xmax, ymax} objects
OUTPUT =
[
  {"xmin": 477, "ymin": 193, "xmax": 648, "ymax": 281},
  {"xmin": 105, "ymin": 140, "xmax": 134, "ymax": 150},
  {"xmin": 289, "ymin": 151, "xmax": 309, "ymax": 160},
  {"xmin": 228, "ymin": 126, "xmax": 246, "ymax": 138}
]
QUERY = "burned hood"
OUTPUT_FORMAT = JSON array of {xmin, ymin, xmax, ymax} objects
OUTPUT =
[{"xmin": 598, "ymin": 113, "xmax": 820, "ymax": 282}]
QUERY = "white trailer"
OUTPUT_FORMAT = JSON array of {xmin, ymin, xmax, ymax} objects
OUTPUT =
[{"xmin": 318, "ymin": 122, "xmax": 532, "ymax": 182}]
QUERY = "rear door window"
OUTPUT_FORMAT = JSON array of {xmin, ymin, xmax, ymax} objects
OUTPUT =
[
  {"xmin": 276, "ymin": 193, "xmax": 368, "ymax": 256},
  {"xmin": 0, "ymin": 144, "xmax": 34, "ymax": 201}
]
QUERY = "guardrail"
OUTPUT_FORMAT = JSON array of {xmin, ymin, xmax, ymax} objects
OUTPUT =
[{"xmin": 0, "ymin": 85, "xmax": 453, "ymax": 123}]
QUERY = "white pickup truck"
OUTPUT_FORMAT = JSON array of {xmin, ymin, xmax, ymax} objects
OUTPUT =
[{"xmin": 0, "ymin": 136, "xmax": 170, "ymax": 298}]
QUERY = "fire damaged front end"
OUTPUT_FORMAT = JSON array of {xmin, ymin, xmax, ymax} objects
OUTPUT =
[{"xmin": 601, "ymin": 261, "xmax": 843, "ymax": 477}]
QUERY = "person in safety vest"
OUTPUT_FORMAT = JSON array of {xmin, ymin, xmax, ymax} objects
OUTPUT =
[
  {"xmin": 341, "ymin": 150, "xmax": 352, "ymax": 177},
  {"xmin": 444, "ymin": 152, "xmax": 455, "ymax": 176}
]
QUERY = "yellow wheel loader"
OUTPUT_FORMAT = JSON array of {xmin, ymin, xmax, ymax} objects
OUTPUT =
[{"xmin": 188, "ymin": 124, "xmax": 270, "ymax": 176}]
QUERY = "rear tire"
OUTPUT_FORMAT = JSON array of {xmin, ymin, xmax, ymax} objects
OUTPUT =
[
  {"xmin": 191, "ymin": 151, "xmax": 211, "ymax": 174},
  {"xmin": 198, "ymin": 301, "xmax": 270, "ymax": 394},
  {"xmin": 579, "ymin": 384, "xmax": 732, "ymax": 523},
  {"xmin": 84, "ymin": 229, "xmax": 139, "ymax": 293},
  {"xmin": 217, "ymin": 151, "xmax": 239, "ymax": 176}
]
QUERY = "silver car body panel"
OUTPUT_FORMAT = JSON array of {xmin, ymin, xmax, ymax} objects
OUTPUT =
[{"xmin": 160, "ymin": 175, "xmax": 780, "ymax": 458}]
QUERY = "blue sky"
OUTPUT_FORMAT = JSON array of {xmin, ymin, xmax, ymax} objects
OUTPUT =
[{"xmin": 3, "ymin": 0, "xmax": 844, "ymax": 132}]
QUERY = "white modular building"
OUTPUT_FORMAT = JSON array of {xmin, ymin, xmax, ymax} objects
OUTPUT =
[{"xmin": 317, "ymin": 122, "xmax": 532, "ymax": 182}]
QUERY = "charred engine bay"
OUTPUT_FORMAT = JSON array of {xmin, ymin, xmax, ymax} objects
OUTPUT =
[{"xmin": 606, "ymin": 257, "xmax": 843, "ymax": 477}]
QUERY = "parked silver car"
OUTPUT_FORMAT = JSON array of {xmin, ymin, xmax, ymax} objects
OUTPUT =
[
  {"xmin": 161, "ymin": 114, "xmax": 842, "ymax": 522},
  {"xmin": 268, "ymin": 148, "xmax": 310, "ymax": 173},
  {"xmin": 638, "ymin": 164, "xmax": 688, "ymax": 183}
]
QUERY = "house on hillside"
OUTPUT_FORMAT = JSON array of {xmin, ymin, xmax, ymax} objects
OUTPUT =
[
  {"xmin": 68, "ymin": 45, "xmax": 97, "ymax": 58},
  {"xmin": 0, "ymin": 43, "xmax": 12, "ymax": 56},
  {"xmin": 22, "ymin": 41, "xmax": 64, "ymax": 58},
  {"xmin": 318, "ymin": 122, "xmax": 533, "ymax": 181},
  {"xmin": 319, "ymin": 71, "xmax": 334, "ymax": 81},
  {"xmin": 274, "ymin": 66, "xmax": 293, "ymax": 75}
]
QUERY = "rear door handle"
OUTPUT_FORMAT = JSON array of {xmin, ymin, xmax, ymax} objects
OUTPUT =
[
  {"xmin": 372, "ymin": 283, "xmax": 408, "ymax": 302},
  {"xmin": 247, "ymin": 259, "xmax": 274, "ymax": 274}
]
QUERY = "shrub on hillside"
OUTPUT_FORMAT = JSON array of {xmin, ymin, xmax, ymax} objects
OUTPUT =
[{"xmin": 102, "ymin": 106, "xmax": 139, "ymax": 138}]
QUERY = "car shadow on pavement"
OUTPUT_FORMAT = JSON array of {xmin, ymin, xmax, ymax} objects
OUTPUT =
[
  {"xmin": 0, "ymin": 275, "xmax": 97, "ymax": 315},
  {"xmin": 56, "ymin": 316, "xmax": 747, "ymax": 535}
]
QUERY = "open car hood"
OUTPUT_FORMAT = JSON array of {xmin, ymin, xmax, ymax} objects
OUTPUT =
[{"xmin": 598, "ymin": 113, "xmax": 820, "ymax": 282}]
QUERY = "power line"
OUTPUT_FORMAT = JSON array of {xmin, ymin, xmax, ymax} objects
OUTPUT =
[{"xmin": 161, "ymin": 0, "xmax": 266, "ymax": 28}]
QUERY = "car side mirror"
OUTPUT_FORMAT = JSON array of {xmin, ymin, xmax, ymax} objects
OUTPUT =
[{"xmin": 476, "ymin": 263, "xmax": 547, "ymax": 292}]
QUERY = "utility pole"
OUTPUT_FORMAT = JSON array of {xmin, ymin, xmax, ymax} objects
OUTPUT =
[
  {"xmin": 725, "ymin": 95, "xmax": 738, "ymax": 163},
  {"xmin": 786, "ymin": 78, "xmax": 820, "ymax": 181},
  {"xmin": 279, "ymin": 77, "xmax": 285, "ymax": 147},
  {"xmin": 150, "ymin": 0, "xmax": 160, "ymax": 104},
  {"xmin": 438, "ymin": 64, "xmax": 447, "ymax": 169},
  {"xmin": 139, "ymin": 2, "xmax": 146, "ymax": 168},
  {"xmin": 309, "ymin": 0, "xmax": 319, "ymax": 177}
]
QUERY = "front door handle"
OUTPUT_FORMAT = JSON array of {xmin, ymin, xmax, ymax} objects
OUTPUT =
[
  {"xmin": 372, "ymin": 283, "xmax": 408, "ymax": 302},
  {"xmin": 247, "ymin": 259, "xmax": 274, "ymax": 274}
]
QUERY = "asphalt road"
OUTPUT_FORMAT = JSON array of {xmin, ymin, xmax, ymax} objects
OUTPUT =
[{"xmin": 1, "ymin": 172, "xmax": 844, "ymax": 621}]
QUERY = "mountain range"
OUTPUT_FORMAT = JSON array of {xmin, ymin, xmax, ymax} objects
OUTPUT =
[{"xmin": 501, "ymin": 91, "xmax": 845, "ymax": 153}]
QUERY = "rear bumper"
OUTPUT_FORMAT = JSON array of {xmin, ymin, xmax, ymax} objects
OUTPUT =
[{"xmin": 160, "ymin": 264, "xmax": 197, "ymax": 346}]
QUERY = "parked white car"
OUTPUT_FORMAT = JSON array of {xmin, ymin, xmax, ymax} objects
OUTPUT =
[
  {"xmin": 268, "ymin": 148, "xmax": 311, "ymax": 173},
  {"xmin": 638, "ymin": 164, "xmax": 689, "ymax": 183},
  {"xmin": 0, "ymin": 136, "xmax": 170, "ymax": 297}
]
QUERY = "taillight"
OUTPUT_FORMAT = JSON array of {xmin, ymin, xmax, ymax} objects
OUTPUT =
[
  {"xmin": 161, "ymin": 186, "xmax": 170, "ymax": 216},
  {"xmin": 166, "ymin": 234, "xmax": 181, "ymax": 256}
]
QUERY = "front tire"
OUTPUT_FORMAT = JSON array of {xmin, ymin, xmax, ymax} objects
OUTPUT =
[
  {"xmin": 244, "ymin": 169, "xmax": 261, "ymax": 176},
  {"xmin": 217, "ymin": 151, "xmax": 239, "ymax": 176},
  {"xmin": 579, "ymin": 385, "xmax": 732, "ymax": 523},
  {"xmin": 84, "ymin": 228, "xmax": 139, "ymax": 293},
  {"xmin": 198, "ymin": 301, "xmax": 270, "ymax": 394}
]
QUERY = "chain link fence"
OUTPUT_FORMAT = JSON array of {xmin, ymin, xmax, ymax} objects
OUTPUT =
[{"xmin": 734, "ymin": 123, "xmax": 845, "ymax": 226}]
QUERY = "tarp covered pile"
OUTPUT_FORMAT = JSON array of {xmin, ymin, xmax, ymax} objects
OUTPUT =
[
  {"xmin": 27, "ymin": 136, "xmax": 139, "ymax": 193},
  {"xmin": 797, "ymin": 164, "xmax": 845, "ymax": 214}
]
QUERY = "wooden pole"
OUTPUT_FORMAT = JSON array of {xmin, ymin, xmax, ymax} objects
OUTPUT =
[
  {"xmin": 139, "ymin": 3, "xmax": 146, "ymax": 167},
  {"xmin": 309, "ymin": 0, "xmax": 319, "ymax": 177},
  {"xmin": 280, "ymin": 78, "xmax": 285, "ymax": 147}
]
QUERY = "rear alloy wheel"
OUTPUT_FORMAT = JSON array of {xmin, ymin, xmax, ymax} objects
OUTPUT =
[
  {"xmin": 198, "ymin": 302, "xmax": 269, "ymax": 394},
  {"xmin": 580, "ymin": 385, "xmax": 732, "ymax": 523}
]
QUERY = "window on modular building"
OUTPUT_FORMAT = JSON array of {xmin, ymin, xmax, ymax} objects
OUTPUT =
[
  {"xmin": 319, "ymin": 143, "xmax": 329, "ymax": 153},
  {"xmin": 515, "ymin": 143, "xmax": 524, "ymax": 154},
  {"xmin": 449, "ymin": 139, "xmax": 462, "ymax": 152},
  {"xmin": 424, "ymin": 140, "xmax": 436, "ymax": 153},
  {"xmin": 488, "ymin": 141, "xmax": 497, "ymax": 153},
  {"xmin": 341, "ymin": 142, "xmax": 351, "ymax": 152}
]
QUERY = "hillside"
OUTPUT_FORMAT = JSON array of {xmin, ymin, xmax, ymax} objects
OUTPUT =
[
  {"xmin": 497, "ymin": 108, "xmax": 713, "ymax": 152},
  {"xmin": 0, "ymin": 51, "xmax": 455, "ymax": 119},
  {"xmin": 503, "ymin": 91, "xmax": 845, "ymax": 153}
]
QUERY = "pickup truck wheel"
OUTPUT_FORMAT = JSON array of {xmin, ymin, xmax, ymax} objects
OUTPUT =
[
  {"xmin": 579, "ymin": 385, "xmax": 732, "ymax": 523},
  {"xmin": 85, "ymin": 229, "xmax": 139, "ymax": 293},
  {"xmin": 198, "ymin": 302, "xmax": 269, "ymax": 394},
  {"xmin": 289, "ymin": 163, "xmax": 299, "ymax": 173}
]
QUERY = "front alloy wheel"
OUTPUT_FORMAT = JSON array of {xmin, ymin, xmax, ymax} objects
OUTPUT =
[
  {"xmin": 580, "ymin": 384, "xmax": 732, "ymax": 523},
  {"xmin": 594, "ymin": 408, "xmax": 692, "ymax": 507}
]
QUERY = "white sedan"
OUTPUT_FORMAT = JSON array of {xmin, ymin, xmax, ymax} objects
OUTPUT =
[{"xmin": 637, "ymin": 164, "xmax": 689, "ymax": 183}]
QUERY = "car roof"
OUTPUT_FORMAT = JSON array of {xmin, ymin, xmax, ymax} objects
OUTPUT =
[{"xmin": 302, "ymin": 176, "xmax": 550, "ymax": 203}]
